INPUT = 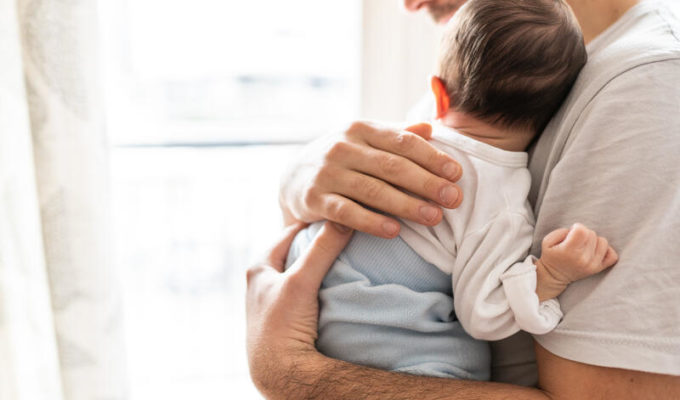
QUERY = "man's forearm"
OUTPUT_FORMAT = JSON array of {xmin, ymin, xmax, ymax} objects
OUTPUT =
[
  {"xmin": 267, "ymin": 352, "xmax": 550, "ymax": 400},
  {"xmin": 247, "ymin": 224, "xmax": 547, "ymax": 400}
]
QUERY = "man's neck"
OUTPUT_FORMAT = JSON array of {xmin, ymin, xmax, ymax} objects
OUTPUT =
[{"xmin": 567, "ymin": 0, "xmax": 640, "ymax": 43}]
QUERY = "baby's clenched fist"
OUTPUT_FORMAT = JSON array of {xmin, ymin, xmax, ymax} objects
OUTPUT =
[{"xmin": 535, "ymin": 223, "xmax": 618, "ymax": 301}]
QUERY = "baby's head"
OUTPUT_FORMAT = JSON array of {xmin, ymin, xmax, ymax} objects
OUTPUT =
[{"xmin": 432, "ymin": 0, "xmax": 587, "ymax": 150}]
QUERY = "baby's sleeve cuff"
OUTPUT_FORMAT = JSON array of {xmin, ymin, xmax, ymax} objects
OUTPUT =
[{"xmin": 500, "ymin": 256, "xmax": 563, "ymax": 335}]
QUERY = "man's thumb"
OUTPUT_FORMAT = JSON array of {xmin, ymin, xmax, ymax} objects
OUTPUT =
[
  {"xmin": 287, "ymin": 221, "xmax": 354, "ymax": 289},
  {"xmin": 405, "ymin": 122, "xmax": 432, "ymax": 140}
]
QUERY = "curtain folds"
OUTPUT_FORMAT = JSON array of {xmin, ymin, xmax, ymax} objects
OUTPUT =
[{"xmin": 0, "ymin": 0, "xmax": 127, "ymax": 399}]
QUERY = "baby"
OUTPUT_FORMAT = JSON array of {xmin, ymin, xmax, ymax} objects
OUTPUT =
[{"xmin": 286, "ymin": 0, "xmax": 617, "ymax": 380}]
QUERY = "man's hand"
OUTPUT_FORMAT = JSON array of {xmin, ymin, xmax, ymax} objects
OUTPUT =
[
  {"xmin": 246, "ymin": 221, "xmax": 354, "ymax": 399},
  {"xmin": 245, "ymin": 222, "xmax": 548, "ymax": 400},
  {"xmin": 535, "ymin": 223, "xmax": 618, "ymax": 301},
  {"xmin": 279, "ymin": 121, "xmax": 463, "ymax": 238}
]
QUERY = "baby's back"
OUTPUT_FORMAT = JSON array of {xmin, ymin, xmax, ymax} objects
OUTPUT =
[
  {"xmin": 284, "ymin": 125, "xmax": 534, "ymax": 380},
  {"xmin": 399, "ymin": 125, "xmax": 534, "ymax": 275},
  {"xmin": 287, "ymin": 222, "xmax": 491, "ymax": 380}
]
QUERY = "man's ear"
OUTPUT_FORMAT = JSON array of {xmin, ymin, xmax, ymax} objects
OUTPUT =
[{"xmin": 430, "ymin": 76, "xmax": 451, "ymax": 120}]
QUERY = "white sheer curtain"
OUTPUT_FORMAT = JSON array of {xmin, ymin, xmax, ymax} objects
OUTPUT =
[{"xmin": 0, "ymin": 0, "xmax": 126, "ymax": 399}]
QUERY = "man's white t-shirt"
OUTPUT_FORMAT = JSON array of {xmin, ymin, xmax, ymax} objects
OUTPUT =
[
  {"xmin": 408, "ymin": 0, "xmax": 680, "ymax": 383},
  {"xmin": 527, "ymin": 0, "xmax": 680, "ymax": 375}
]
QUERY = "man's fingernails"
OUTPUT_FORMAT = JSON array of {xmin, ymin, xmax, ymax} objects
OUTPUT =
[
  {"xmin": 332, "ymin": 222, "xmax": 352, "ymax": 233},
  {"xmin": 443, "ymin": 162, "xmax": 460, "ymax": 180},
  {"xmin": 440, "ymin": 186, "xmax": 458, "ymax": 206},
  {"xmin": 382, "ymin": 221, "xmax": 399, "ymax": 236},
  {"xmin": 419, "ymin": 205, "xmax": 439, "ymax": 222}
]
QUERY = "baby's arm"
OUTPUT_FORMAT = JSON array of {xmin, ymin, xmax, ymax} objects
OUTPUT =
[
  {"xmin": 534, "ymin": 223, "xmax": 618, "ymax": 302},
  {"xmin": 498, "ymin": 223, "xmax": 618, "ymax": 336},
  {"xmin": 452, "ymin": 215, "xmax": 618, "ymax": 340}
]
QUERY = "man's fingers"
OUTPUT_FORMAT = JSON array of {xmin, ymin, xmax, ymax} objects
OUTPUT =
[
  {"xmin": 361, "ymin": 127, "xmax": 462, "ymax": 183},
  {"xmin": 404, "ymin": 122, "xmax": 433, "ymax": 140},
  {"xmin": 287, "ymin": 221, "xmax": 354, "ymax": 289},
  {"xmin": 542, "ymin": 228, "xmax": 570, "ymax": 248},
  {"xmin": 602, "ymin": 246, "xmax": 619, "ymax": 268},
  {"xmin": 319, "ymin": 193, "xmax": 402, "ymax": 238},
  {"xmin": 336, "ymin": 145, "xmax": 462, "ymax": 210},
  {"xmin": 265, "ymin": 222, "xmax": 309, "ymax": 272},
  {"xmin": 332, "ymin": 168, "xmax": 446, "ymax": 227}
]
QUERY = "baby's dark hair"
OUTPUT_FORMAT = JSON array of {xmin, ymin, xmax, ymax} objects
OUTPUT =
[{"xmin": 438, "ymin": 0, "xmax": 587, "ymax": 133}]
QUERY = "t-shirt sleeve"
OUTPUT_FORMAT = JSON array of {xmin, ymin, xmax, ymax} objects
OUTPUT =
[
  {"xmin": 452, "ymin": 212, "xmax": 562, "ymax": 341},
  {"xmin": 532, "ymin": 59, "xmax": 680, "ymax": 375}
]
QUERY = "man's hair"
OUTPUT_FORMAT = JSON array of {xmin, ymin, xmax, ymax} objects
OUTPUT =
[{"xmin": 438, "ymin": 0, "xmax": 587, "ymax": 133}]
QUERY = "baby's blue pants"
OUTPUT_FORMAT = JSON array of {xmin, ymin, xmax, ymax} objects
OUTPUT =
[{"xmin": 286, "ymin": 222, "xmax": 490, "ymax": 380}]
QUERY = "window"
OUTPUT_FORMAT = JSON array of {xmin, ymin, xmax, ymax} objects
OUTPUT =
[
  {"xmin": 101, "ymin": 0, "xmax": 440, "ymax": 398},
  {"xmin": 111, "ymin": 146, "xmax": 290, "ymax": 399},
  {"xmin": 104, "ymin": 0, "xmax": 362, "ymax": 145}
]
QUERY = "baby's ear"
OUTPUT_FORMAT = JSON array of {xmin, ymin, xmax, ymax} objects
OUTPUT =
[{"xmin": 430, "ymin": 76, "xmax": 450, "ymax": 119}]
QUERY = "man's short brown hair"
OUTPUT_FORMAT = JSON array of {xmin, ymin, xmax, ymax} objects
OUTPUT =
[{"xmin": 438, "ymin": 0, "xmax": 587, "ymax": 133}]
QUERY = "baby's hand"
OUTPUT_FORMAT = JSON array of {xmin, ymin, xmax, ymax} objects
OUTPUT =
[{"xmin": 535, "ymin": 223, "xmax": 618, "ymax": 301}]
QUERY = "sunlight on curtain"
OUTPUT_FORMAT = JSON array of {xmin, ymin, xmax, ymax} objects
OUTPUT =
[
  {"xmin": 1, "ymin": 0, "xmax": 127, "ymax": 399},
  {"xmin": 0, "ymin": 0, "xmax": 62, "ymax": 398}
]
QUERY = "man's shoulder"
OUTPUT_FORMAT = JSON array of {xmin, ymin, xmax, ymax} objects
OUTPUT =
[
  {"xmin": 529, "ymin": 2, "xmax": 680, "ymax": 200},
  {"xmin": 574, "ymin": 0, "xmax": 680, "ymax": 111},
  {"xmin": 588, "ymin": 1, "xmax": 680, "ymax": 66},
  {"xmin": 526, "ymin": 3, "xmax": 680, "ymax": 377}
]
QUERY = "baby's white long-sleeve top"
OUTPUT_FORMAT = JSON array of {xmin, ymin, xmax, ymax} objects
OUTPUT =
[{"xmin": 399, "ymin": 123, "xmax": 562, "ymax": 341}]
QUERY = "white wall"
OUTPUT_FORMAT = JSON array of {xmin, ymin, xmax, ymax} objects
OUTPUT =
[{"xmin": 360, "ymin": 0, "xmax": 442, "ymax": 121}]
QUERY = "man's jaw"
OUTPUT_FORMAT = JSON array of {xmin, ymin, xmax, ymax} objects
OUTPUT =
[{"xmin": 423, "ymin": 1, "xmax": 464, "ymax": 24}]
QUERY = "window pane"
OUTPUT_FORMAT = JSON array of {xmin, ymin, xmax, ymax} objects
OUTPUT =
[
  {"xmin": 112, "ymin": 145, "xmax": 296, "ymax": 399},
  {"xmin": 101, "ymin": 1, "xmax": 363, "ymax": 398},
  {"xmin": 103, "ymin": 0, "xmax": 361, "ymax": 144}
]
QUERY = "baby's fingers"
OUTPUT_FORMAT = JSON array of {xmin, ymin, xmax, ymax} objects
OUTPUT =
[
  {"xmin": 542, "ymin": 228, "xmax": 570, "ymax": 249},
  {"xmin": 564, "ymin": 223, "xmax": 596, "ymax": 254},
  {"xmin": 602, "ymin": 246, "xmax": 619, "ymax": 269},
  {"xmin": 592, "ymin": 236, "xmax": 609, "ymax": 268}
]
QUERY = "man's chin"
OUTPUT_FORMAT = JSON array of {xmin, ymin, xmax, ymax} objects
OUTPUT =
[
  {"xmin": 435, "ymin": 11, "xmax": 456, "ymax": 24},
  {"xmin": 425, "ymin": 1, "xmax": 464, "ymax": 24}
]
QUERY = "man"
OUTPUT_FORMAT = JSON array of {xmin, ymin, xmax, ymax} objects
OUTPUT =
[{"xmin": 246, "ymin": 0, "xmax": 680, "ymax": 398}]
